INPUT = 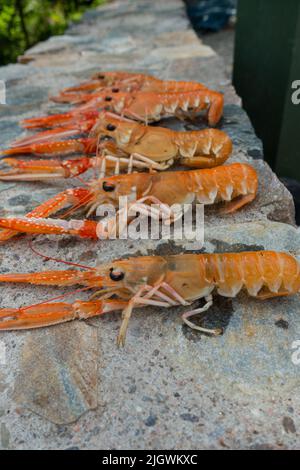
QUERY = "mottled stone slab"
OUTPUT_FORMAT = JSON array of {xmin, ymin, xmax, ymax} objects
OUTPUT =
[
  {"xmin": 147, "ymin": 43, "xmax": 215, "ymax": 61},
  {"xmin": 0, "ymin": 0, "xmax": 299, "ymax": 451},
  {"xmin": 13, "ymin": 322, "xmax": 98, "ymax": 424}
]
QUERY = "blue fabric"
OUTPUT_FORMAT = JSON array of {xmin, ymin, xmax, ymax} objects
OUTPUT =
[{"xmin": 185, "ymin": 0, "xmax": 237, "ymax": 32}]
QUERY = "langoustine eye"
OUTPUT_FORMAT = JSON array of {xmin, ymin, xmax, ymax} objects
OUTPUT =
[
  {"xmin": 109, "ymin": 268, "xmax": 125, "ymax": 281},
  {"xmin": 106, "ymin": 124, "xmax": 116, "ymax": 131},
  {"xmin": 102, "ymin": 181, "xmax": 116, "ymax": 192}
]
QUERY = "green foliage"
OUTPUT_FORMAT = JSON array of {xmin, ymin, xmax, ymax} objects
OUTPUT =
[{"xmin": 0, "ymin": 0, "xmax": 106, "ymax": 65}]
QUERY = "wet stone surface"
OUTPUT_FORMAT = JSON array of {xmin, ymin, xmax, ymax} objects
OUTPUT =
[{"xmin": 0, "ymin": 0, "xmax": 299, "ymax": 450}]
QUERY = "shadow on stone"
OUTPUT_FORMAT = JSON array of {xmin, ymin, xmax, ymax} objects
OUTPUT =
[{"xmin": 182, "ymin": 296, "xmax": 234, "ymax": 342}]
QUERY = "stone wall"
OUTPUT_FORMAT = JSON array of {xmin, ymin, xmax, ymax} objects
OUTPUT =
[{"xmin": 0, "ymin": 0, "xmax": 299, "ymax": 450}]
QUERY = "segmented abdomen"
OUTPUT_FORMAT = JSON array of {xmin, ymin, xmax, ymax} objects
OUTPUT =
[
  {"xmin": 161, "ymin": 90, "xmax": 223, "ymax": 120},
  {"xmin": 189, "ymin": 163, "xmax": 258, "ymax": 204},
  {"xmin": 123, "ymin": 90, "xmax": 223, "ymax": 125},
  {"xmin": 176, "ymin": 128, "xmax": 232, "ymax": 165},
  {"xmin": 144, "ymin": 80, "xmax": 206, "ymax": 93},
  {"xmin": 204, "ymin": 251, "xmax": 300, "ymax": 298}
]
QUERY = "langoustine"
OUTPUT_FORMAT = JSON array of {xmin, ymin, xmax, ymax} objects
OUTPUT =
[
  {"xmin": 1, "ymin": 113, "xmax": 232, "ymax": 179},
  {"xmin": 52, "ymin": 73, "xmax": 208, "ymax": 104},
  {"xmin": 0, "ymin": 251, "xmax": 298, "ymax": 346},
  {"xmin": 0, "ymin": 163, "xmax": 258, "ymax": 242},
  {"xmin": 19, "ymin": 87, "xmax": 224, "ymax": 131},
  {"xmin": 58, "ymin": 70, "xmax": 206, "ymax": 93}
]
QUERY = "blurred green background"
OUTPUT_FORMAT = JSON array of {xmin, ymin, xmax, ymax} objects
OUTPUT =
[{"xmin": 0, "ymin": 0, "xmax": 106, "ymax": 65}]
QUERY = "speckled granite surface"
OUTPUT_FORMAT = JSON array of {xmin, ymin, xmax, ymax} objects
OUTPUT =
[{"xmin": 0, "ymin": 0, "xmax": 299, "ymax": 450}]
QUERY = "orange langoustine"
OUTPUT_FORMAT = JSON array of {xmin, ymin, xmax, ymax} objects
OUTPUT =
[
  {"xmin": 0, "ymin": 163, "xmax": 257, "ymax": 242},
  {"xmin": 0, "ymin": 251, "xmax": 298, "ymax": 346}
]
